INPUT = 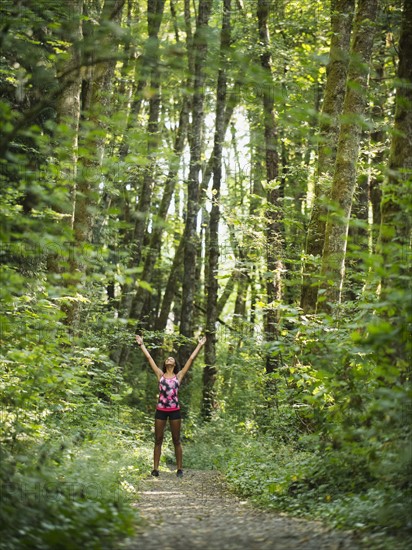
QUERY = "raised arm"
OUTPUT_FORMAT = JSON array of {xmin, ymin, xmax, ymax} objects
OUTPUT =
[
  {"xmin": 135, "ymin": 335, "xmax": 163, "ymax": 380},
  {"xmin": 177, "ymin": 336, "xmax": 206, "ymax": 383}
]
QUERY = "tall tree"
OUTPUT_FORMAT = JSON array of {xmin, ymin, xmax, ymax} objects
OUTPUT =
[
  {"xmin": 257, "ymin": 0, "xmax": 281, "ymax": 374},
  {"xmin": 318, "ymin": 0, "xmax": 379, "ymax": 311},
  {"xmin": 64, "ymin": 0, "xmax": 125, "ymax": 328},
  {"xmin": 178, "ymin": 0, "xmax": 214, "ymax": 366},
  {"xmin": 131, "ymin": 97, "xmax": 190, "ymax": 323},
  {"xmin": 300, "ymin": 0, "xmax": 356, "ymax": 313},
  {"xmin": 202, "ymin": 0, "xmax": 232, "ymax": 419},
  {"xmin": 378, "ymin": 0, "xmax": 412, "ymax": 290},
  {"xmin": 55, "ymin": 0, "xmax": 84, "ymax": 186},
  {"xmin": 116, "ymin": 0, "xmax": 166, "ymax": 327},
  {"xmin": 46, "ymin": 0, "xmax": 84, "ymax": 279},
  {"xmin": 153, "ymin": 83, "xmax": 239, "ymax": 341}
]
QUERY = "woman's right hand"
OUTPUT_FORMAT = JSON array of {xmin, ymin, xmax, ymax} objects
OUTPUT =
[
  {"xmin": 198, "ymin": 335, "xmax": 207, "ymax": 346},
  {"xmin": 135, "ymin": 334, "xmax": 143, "ymax": 346}
]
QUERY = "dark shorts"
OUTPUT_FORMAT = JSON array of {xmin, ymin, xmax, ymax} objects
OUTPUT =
[{"xmin": 155, "ymin": 409, "xmax": 181, "ymax": 421}]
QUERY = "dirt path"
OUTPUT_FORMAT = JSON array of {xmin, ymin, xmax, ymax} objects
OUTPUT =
[{"xmin": 121, "ymin": 468, "xmax": 361, "ymax": 550}]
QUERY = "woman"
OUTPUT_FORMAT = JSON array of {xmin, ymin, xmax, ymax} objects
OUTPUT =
[{"xmin": 135, "ymin": 334, "xmax": 206, "ymax": 478}]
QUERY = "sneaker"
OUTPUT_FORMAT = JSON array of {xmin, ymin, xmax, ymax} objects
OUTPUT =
[
  {"xmin": 176, "ymin": 469, "xmax": 183, "ymax": 478},
  {"xmin": 151, "ymin": 469, "xmax": 159, "ymax": 477}
]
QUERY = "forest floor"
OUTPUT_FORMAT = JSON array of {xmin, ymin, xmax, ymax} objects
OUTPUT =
[{"xmin": 120, "ymin": 468, "xmax": 362, "ymax": 550}]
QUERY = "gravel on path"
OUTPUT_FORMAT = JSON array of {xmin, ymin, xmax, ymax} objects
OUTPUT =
[{"xmin": 121, "ymin": 469, "xmax": 361, "ymax": 550}]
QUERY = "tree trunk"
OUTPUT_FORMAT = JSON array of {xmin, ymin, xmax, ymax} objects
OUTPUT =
[
  {"xmin": 55, "ymin": 0, "xmax": 84, "ymax": 190},
  {"xmin": 64, "ymin": 0, "xmax": 124, "ymax": 328},
  {"xmin": 247, "ymin": 109, "xmax": 265, "ymax": 334},
  {"xmin": 378, "ymin": 0, "xmax": 412, "ymax": 289},
  {"xmin": 120, "ymin": 0, "xmax": 165, "ymax": 156},
  {"xmin": 301, "ymin": 0, "xmax": 355, "ymax": 313},
  {"xmin": 216, "ymin": 272, "xmax": 236, "ymax": 318},
  {"xmin": 346, "ymin": 168, "xmax": 369, "ymax": 301},
  {"xmin": 318, "ymin": 0, "xmax": 378, "ymax": 311},
  {"xmin": 345, "ymin": 18, "xmax": 392, "ymax": 300},
  {"xmin": 257, "ymin": 0, "xmax": 281, "ymax": 374},
  {"xmin": 226, "ymin": 221, "xmax": 251, "ymax": 343},
  {"xmin": 178, "ymin": 0, "xmax": 213, "ymax": 366},
  {"xmin": 153, "ymin": 77, "xmax": 239, "ymax": 344},
  {"xmin": 116, "ymin": 0, "xmax": 166, "ymax": 326},
  {"xmin": 47, "ymin": 0, "xmax": 83, "ymax": 278},
  {"xmin": 368, "ymin": 22, "xmax": 389, "ymax": 250},
  {"xmin": 155, "ymin": 239, "xmax": 185, "ymax": 333},
  {"xmin": 200, "ymin": 78, "xmax": 241, "ymax": 193},
  {"xmin": 202, "ymin": 0, "xmax": 231, "ymax": 419},
  {"xmin": 154, "ymin": 86, "xmax": 236, "ymax": 339},
  {"xmin": 131, "ymin": 96, "xmax": 191, "ymax": 322}
]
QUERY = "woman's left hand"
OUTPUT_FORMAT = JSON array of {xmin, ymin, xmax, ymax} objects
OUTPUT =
[{"xmin": 199, "ymin": 336, "xmax": 207, "ymax": 346}]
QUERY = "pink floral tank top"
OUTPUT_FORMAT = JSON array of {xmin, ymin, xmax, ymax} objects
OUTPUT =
[{"xmin": 156, "ymin": 375, "xmax": 180, "ymax": 411}]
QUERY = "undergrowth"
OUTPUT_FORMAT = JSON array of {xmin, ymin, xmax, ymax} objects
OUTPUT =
[
  {"xmin": 0, "ymin": 404, "xmax": 154, "ymax": 550},
  {"xmin": 184, "ymin": 411, "xmax": 412, "ymax": 550}
]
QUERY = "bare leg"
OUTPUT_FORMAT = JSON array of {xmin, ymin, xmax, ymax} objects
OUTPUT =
[
  {"xmin": 170, "ymin": 418, "xmax": 182, "ymax": 470},
  {"xmin": 154, "ymin": 419, "xmax": 166, "ymax": 470}
]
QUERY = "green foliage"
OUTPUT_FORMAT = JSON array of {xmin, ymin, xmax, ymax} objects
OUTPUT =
[
  {"xmin": 0, "ymin": 299, "xmax": 153, "ymax": 548},
  {"xmin": 183, "ymin": 273, "xmax": 411, "ymax": 548},
  {"xmin": 0, "ymin": 412, "xmax": 152, "ymax": 550},
  {"xmin": 220, "ymin": 435, "xmax": 411, "ymax": 547},
  {"xmin": 0, "ymin": 0, "xmax": 409, "ymax": 548},
  {"xmin": 185, "ymin": 260, "xmax": 411, "ymax": 532},
  {"xmin": 0, "ymin": 216, "xmax": 151, "ymax": 548},
  {"xmin": 0, "ymin": 273, "xmax": 151, "ymax": 548}
]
